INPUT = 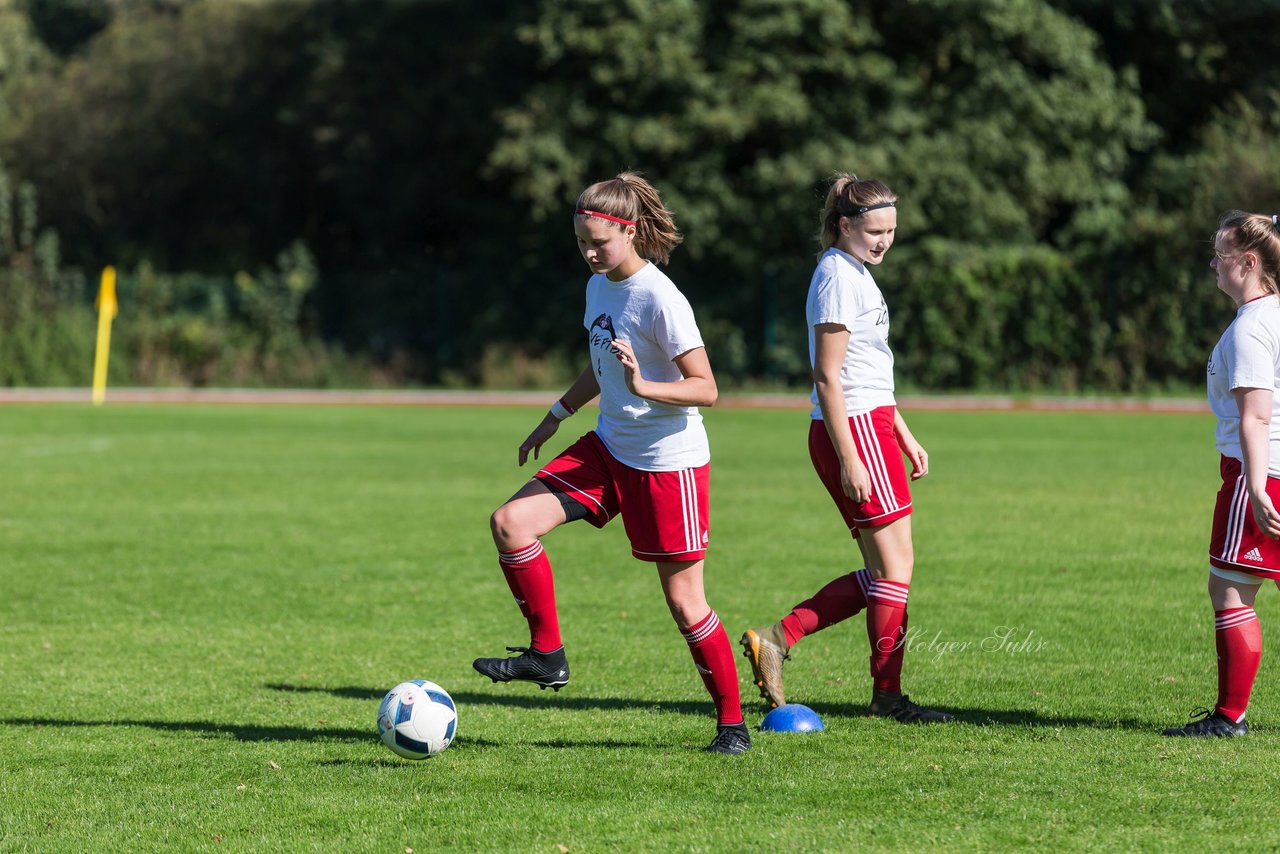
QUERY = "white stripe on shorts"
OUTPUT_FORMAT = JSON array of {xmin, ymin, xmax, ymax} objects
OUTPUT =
[
  {"xmin": 679, "ymin": 469, "xmax": 697, "ymax": 554},
  {"xmin": 1221, "ymin": 475, "xmax": 1248, "ymax": 564},
  {"xmin": 852, "ymin": 412, "xmax": 899, "ymax": 513},
  {"xmin": 539, "ymin": 471, "xmax": 612, "ymax": 521}
]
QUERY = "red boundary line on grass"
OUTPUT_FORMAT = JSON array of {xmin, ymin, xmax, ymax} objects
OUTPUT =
[{"xmin": 0, "ymin": 388, "xmax": 1210, "ymax": 414}]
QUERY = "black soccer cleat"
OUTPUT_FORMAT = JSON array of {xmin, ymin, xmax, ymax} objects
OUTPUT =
[
  {"xmin": 705, "ymin": 721, "xmax": 752, "ymax": 755},
  {"xmin": 867, "ymin": 690, "xmax": 955, "ymax": 723},
  {"xmin": 472, "ymin": 645, "xmax": 570, "ymax": 691},
  {"xmin": 1162, "ymin": 707, "xmax": 1248, "ymax": 738}
]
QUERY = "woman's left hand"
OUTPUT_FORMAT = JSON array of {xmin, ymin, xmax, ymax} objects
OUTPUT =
[{"xmin": 897, "ymin": 432, "xmax": 928, "ymax": 480}]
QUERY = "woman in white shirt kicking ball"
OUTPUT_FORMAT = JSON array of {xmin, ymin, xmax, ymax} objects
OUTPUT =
[{"xmin": 473, "ymin": 171, "xmax": 750, "ymax": 755}]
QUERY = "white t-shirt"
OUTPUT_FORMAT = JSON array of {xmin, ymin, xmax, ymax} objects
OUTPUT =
[
  {"xmin": 583, "ymin": 262, "xmax": 709, "ymax": 471},
  {"xmin": 806, "ymin": 247, "xmax": 896, "ymax": 419},
  {"xmin": 1208, "ymin": 295, "xmax": 1280, "ymax": 475}
]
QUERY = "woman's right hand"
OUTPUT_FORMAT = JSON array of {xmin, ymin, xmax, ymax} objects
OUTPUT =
[
  {"xmin": 840, "ymin": 457, "xmax": 872, "ymax": 504},
  {"xmin": 518, "ymin": 414, "xmax": 561, "ymax": 466},
  {"xmin": 1249, "ymin": 490, "xmax": 1280, "ymax": 540}
]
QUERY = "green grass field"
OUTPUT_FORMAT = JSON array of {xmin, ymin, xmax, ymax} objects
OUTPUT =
[{"xmin": 1, "ymin": 402, "xmax": 1276, "ymax": 852}]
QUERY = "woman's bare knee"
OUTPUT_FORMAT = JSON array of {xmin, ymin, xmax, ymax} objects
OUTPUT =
[
  {"xmin": 663, "ymin": 591, "xmax": 707, "ymax": 628},
  {"xmin": 490, "ymin": 503, "xmax": 522, "ymax": 549},
  {"xmin": 861, "ymin": 522, "xmax": 914, "ymax": 582},
  {"xmin": 490, "ymin": 485, "xmax": 567, "ymax": 551},
  {"xmin": 658, "ymin": 561, "xmax": 708, "ymax": 629}
]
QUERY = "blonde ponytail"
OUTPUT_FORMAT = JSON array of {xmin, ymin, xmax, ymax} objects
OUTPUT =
[{"xmin": 1218, "ymin": 210, "xmax": 1280, "ymax": 295}]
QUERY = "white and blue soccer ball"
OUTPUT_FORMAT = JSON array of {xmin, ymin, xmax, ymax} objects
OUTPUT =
[{"xmin": 377, "ymin": 679, "xmax": 457, "ymax": 759}]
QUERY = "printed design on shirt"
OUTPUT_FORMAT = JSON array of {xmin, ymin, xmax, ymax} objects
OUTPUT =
[
  {"xmin": 1207, "ymin": 355, "xmax": 1216, "ymax": 377},
  {"xmin": 874, "ymin": 297, "xmax": 888, "ymax": 327},
  {"xmin": 589, "ymin": 313, "xmax": 619, "ymax": 377}
]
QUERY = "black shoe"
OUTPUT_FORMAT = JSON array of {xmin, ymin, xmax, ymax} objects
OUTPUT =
[
  {"xmin": 472, "ymin": 646, "xmax": 570, "ymax": 691},
  {"xmin": 868, "ymin": 690, "xmax": 955, "ymax": 723},
  {"xmin": 1162, "ymin": 708, "xmax": 1248, "ymax": 737},
  {"xmin": 705, "ymin": 721, "xmax": 752, "ymax": 755}
]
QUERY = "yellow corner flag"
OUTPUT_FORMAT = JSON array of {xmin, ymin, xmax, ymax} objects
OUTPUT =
[{"xmin": 92, "ymin": 266, "xmax": 118, "ymax": 406}]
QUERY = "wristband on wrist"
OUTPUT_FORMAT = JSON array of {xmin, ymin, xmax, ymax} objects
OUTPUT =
[{"xmin": 549, "ymin": 397, "xmax": 576, "ymax": 421}]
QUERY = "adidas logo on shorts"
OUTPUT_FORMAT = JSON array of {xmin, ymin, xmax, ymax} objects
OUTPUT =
[{"xmin": 1243, "ymin": 547, "xmax": 1264, "ymax": 562}]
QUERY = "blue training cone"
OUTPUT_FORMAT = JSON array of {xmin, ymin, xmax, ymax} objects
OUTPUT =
[{"xmin": 759, "ymin": 703, "xmax": 825, "ymax": 732}]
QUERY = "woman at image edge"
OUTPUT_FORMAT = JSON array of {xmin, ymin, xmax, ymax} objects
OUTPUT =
[
  {"xmin": 1165, "ymin": 211, "xmax": 1280, "ymax": 738},
  {"xmin": 472, "ymin": 172, "xmax": 750, "ymax": 755},
  {"xmin": 741, "ymin": 174, "xmax": 952, "ymax": 723}
]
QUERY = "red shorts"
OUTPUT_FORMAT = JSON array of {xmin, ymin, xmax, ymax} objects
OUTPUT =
[
  {"xmin": 1209, "ymin": 455, "xmax": 1280, "ymax": 579},
  {"xmin": 809, "ymin": 406, "xmax": 912, "ymax": 537},
  {"xmin": 535, "ymin": 431, "xmax": 710, "ymax": 562}
]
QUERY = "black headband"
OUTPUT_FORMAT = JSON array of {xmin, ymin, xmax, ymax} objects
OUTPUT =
[{"xmin": 839, "ymin": 201, "xmax": 896, "ymax": 218}]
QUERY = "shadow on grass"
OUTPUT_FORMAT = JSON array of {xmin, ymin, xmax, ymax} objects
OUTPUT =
[
  {"xmin": 751, "ymin": 702, "xmax": 1153, "ymax": 731},
  {"xmin": 267, "ymin": 683, "xmax": 714, "ymax": 716},
  {"xmin": 316, "ymin": 757, "xmax": 469, "ymax": 769},
  {"xmin": 0, "ymin": 716, "xmax": 503, "ymax": 749},
  {"xmin": 267, "ymin": 683, "xmax": 385, "ymax": 701},
  {"xmin": 902, "ymin": 706, "xmax": 1153, "ymax": 731},
  {"xmin": 1, "ymin": 716, "xmax": 369, "ymax": 742},
  {"xmin": 263, "ymin": 684, "xmax": 1153, "ymax": 730},
  {"xmin": 529, "ymin": 738, "xmax": 691, "ymax": 750},
  {"xmin": 0, "ymin": 716, "xmax": 662, "ymax": 751}
]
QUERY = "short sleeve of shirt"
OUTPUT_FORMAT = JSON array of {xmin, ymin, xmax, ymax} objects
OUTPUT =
[
  {"xmin": 649, "ymin": 289, "xmax": 704, "ymax": 361},
  {"xmin": 1230, "ymin": 323, "xmax": 1279, "ymax": 392},
  {"xmin": 810, "ymin": 274, "xmax": 862, "ymax": 331}
]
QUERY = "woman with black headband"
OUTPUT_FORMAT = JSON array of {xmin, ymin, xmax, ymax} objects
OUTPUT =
[
  {"xmin": 1164, "ymin": 210, "xmax": 1280, "ymax": 738},
  {"xmin": 740, "ymin": 173, "xmax": 953, "ymax": 723}
]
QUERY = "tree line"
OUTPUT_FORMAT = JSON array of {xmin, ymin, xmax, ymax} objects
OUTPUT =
[{"xmin": 1, "ymin": 0, "xmax": 1278, "ymax": 390}]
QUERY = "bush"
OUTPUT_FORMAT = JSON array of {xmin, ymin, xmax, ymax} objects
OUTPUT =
[{"xmin": 890, "ymin": 240, "xmax": 1109, "ymax": 391}]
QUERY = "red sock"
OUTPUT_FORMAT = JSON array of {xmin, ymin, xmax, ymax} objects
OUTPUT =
[
  {"xmin": 867, "ymin": 579, "xmax": 910, "ymax": 694},
  {"xmin": 781, "ymin": 569, "xmax": 871, "ymax": 646},
  {"xmin": 497, "ymin": 541, "xmax": 561, "ymax": 652},
  {"xmin": 682, "ymin": 611, "xmax": 743, "ymax": 725},
  {"xmin": 1215, "ymin": 607, "xmax": 1262, "ymax": 722}
]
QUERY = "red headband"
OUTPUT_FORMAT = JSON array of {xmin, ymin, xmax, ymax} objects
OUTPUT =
[{"xmin": 575, "ymin": 208, "xmax": 636, "ymax": 227}]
